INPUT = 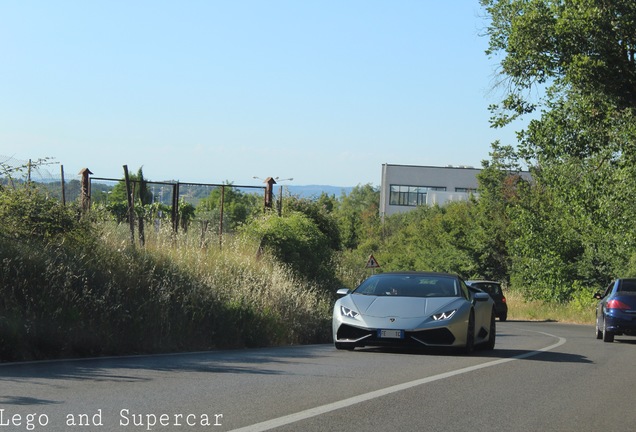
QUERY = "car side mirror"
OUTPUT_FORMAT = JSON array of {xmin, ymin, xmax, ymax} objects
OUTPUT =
[
  {"xmin": 593, "ymin": 292, "xmax": 603, "ymax": 300},
  {"xmin": 336, "ymin": 288, "xmax": 350, "ymax": 297},
  {"xmin": 473, "ymin": 292, "xmax": 490, "ymax": 302}
]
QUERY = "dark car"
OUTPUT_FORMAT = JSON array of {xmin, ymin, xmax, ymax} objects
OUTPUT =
[
  {"xmin": 594, "ymin": 278, "xmax": 636, "ymax": 342},
  {"xmin": 466, "ymin": 280, "xmax": 508, "ymax": 321}
]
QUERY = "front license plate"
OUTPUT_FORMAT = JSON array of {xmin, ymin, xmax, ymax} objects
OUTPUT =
[{"xmin": 377, "ymin": 329, "xmax": 404, "ymax": 339}]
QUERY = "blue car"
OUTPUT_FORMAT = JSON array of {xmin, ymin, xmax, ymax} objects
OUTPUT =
[{"xmin": 594, "ymin": 278, "xmax": 636, "ymax": 342}]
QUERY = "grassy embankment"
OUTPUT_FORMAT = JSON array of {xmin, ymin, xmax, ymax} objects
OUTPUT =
[
  {"xmin": 0, "ymin": 218, "xmax": 337, "ymax": 362},
  {"xmin": 504, "ymin": 290, "xmax": 596, "ymax": 325}
]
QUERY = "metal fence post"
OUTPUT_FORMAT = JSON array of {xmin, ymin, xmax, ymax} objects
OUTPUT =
[
  {"xmin": 171, "ymin": 182, "xmax": 180, "ymax": 233},
  {"xmin": 123, "ymin": 165, "xmax": 135, "ymax": 246}
]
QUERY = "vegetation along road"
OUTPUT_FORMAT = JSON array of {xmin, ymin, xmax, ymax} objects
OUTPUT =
[{"xmin": 1, "ymin": 321, "xmax": 634, "ymax": 432}]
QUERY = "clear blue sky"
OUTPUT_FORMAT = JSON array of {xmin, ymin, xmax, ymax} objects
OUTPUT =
[{"xmin": 1, "ymin": 1, "xmax": 518, "ymax": 187}]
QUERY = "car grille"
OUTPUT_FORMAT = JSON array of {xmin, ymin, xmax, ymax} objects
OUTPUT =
[
  {"xmin": 337, "ymin": 324, "xmax": 455, "ymax": 346},
  {"xmin": 410, "ymin": 328, "xmax": 455, "ymax": 345}
]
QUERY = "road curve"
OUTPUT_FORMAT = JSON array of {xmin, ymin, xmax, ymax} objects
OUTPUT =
[{"xmin": 1, "ymin": 321, "xmax": 634, "ymax": 431}]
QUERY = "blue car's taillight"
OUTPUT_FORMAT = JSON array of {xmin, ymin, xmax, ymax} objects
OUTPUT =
[{"xmin": 607, "ymin": 299, "xmax": 630, "ymax": 310}]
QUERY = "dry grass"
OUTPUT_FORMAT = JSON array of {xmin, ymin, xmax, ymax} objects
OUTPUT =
[
  {"xmin": 1, "ymin": 218, "xmax": 336, "ymax": 362},
  {"xmin": 505, "ymin": 289, "xmax": 596, "ymax": 325},
  {"xmin": 101, "ymin": 221, "xmax": 334, "ymax": 346}
]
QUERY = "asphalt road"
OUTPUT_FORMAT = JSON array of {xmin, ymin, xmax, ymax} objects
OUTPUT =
[{"xmin": 1, "ymin": 321, "xmax": 634, "ymax": 432}]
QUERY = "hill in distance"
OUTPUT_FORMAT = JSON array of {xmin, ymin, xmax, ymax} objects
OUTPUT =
[
  {"xmin": 286, "ymin": 185, "xmax": 354, "ymax": 198},
  {"xmin": 238, "ymin": 184, "xmax": 355, "ymax": 198}
]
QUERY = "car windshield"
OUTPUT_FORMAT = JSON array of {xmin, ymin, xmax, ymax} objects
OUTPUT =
[{"xmin": 353, "ymin": 274, "xmax": 460, "ymax": 298}]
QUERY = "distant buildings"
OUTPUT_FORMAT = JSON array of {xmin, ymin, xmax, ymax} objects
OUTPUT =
[
  {"xmin": 379, "ymin": 163, "xmax": 532, "ymax": 219},
  {"xmin": 379, "ymin": 164, "xmax": 482, "ymax": 219}
]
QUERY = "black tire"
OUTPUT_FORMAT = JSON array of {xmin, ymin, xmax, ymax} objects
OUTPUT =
[
  {"xmin": 595, "ymin": 318, "xmax": 603, "ymax": 340},
  {"xmin": 602, "ymin": 317, "xmax": 614, "ymax": 343},
  {"xmin": 484, "ymin": 310, "xmax": 496, "ymax": 350},
  {"xmin": 499, "ymin": 313, "xmax": 507, "ymax": 322},
  {"xmin": 463, "ymin": 310, "xmax": 475, "ymax": 355}
]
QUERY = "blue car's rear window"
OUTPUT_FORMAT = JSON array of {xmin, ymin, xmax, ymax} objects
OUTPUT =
[{"xmin": 619, "ymin": 279, "xmax": 636, "ymax": 292}]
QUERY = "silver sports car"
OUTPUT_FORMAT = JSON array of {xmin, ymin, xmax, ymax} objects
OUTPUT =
[{"xmin": 333, "ymin": 272, "xmax": 496, "ymax": 353}]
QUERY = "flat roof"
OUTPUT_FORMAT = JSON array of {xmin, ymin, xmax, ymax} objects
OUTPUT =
[{"xmin": 382, "ymin": 163, "xmax": 480, "ymax": 171}]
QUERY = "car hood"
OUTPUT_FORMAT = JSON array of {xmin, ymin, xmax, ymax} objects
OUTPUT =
[{"xmin": 348, "ymin": 295, "xmax": 458, "ymax": 318}]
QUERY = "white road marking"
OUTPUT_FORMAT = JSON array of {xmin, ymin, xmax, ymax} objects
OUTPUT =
[{"xmin": 228, "ymin": 330, "xmax": 566, "ymax": 432}]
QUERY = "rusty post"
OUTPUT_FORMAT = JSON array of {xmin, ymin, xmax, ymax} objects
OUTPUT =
[
  {"xmin": 78, "ymin": 168, "xmax": 93, "ymax": 214},
  {"xmin": 263, "ymin": 177, "xmax": 276, "ymax": 211}
]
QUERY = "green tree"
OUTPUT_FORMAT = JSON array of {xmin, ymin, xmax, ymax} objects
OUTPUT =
[
  {"xmin": 482, "ymin": 0, "xmax": 636, "ymax": 123},
  {"xmin": 482, "ymin": 0, "xmax": 636, "ymax": 166},
  {"xmin": 379, "ymin": 202, "xmax": 480, "ymax": 277},
  {"xmin": 473, "ymin": 142, "xmax": 528, "ymax": 283},
  {"xmin": 481, "ymin": 0, "xmax": 636, "ymax": 299},
  {"xmin": 506, "ymin": 172, "xmax": 586, "ymax": 301},
  {"xmin": 335, "ymin": 184, "xmax": 381, "ymax": 250},
  {"xmin": 284, "ymin": 194, "xmax": 341, "ymax": 251},
  {"xmin": 196, "ymin": 183, "xmax": 260, "ymax": 231}
]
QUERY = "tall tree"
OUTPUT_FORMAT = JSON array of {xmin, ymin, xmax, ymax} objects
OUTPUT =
[
  {"xmin": 482, "ymin": 0, "xmax": 636, "ymax": 99},
  {"xmin": 482, "ymin": 0, "xmax": 636, "ymax": 295},
  {"xmin": 474, "ymin": 142, "xmax": 528, "ymax": 284},
  {"xmin": 482, "ymin": 0, "xmax": 636, "ymax": 159},
  {"xmin": 335, "ymin": 184, "xmax": 380, "ymax": 251}
]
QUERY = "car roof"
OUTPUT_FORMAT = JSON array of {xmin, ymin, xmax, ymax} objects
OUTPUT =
[
  {"xmin": 373, "ymin": 271, "xmax": 460, "ymax": 278},
  {"xmin": 467, "ymin": 280, "xmax": 500, "ymax": 284}
]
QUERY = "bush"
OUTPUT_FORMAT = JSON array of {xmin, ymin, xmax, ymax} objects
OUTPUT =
[
  {"xmin": 284, "ymin": 196, "xmax": 341, "ymax": 251},
  {"xmin": 0, "ymin": 185, "xmax": 83, "ymax": 240},
  {"xmin": 241, "ymin": 212, "xmax": 336, "ymax": 283}
]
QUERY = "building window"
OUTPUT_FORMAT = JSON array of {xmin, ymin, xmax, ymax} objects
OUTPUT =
[
  {"xmin": 389, "ymin": 185, "xmax": 446, "ymax": 207},
  {"xmin": 455, "ymin": 187, "xmax": 477, "ymax": 193}
]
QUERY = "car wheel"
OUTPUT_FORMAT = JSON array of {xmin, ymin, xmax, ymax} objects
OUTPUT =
[
  {"xmin": 463, "ymin": 310, "xmax": 475, "ymax": 355},
  {"xmin": 499, "ymin": 313, "xmax": 507, "ymax": 322},
  {"xmin": 335, "ymin": 342, "xmax": 355, "ymax": 351},
  {"xmin": 484, "ymin": 310, "xmax": 496, "ymax": 350},
  {"xmin": 602, "ymin": 317, "xmax": 614, "ymax": 343},
  {"xmin": 595, "ymin": 318, "xmax": 603, "ymax": 340}
]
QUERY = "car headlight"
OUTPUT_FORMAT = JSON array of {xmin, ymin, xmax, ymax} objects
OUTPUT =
[
  {"xmin": 340, "ymin": 306, "xmax": 360, "ymax": 319},
  {"xmin": 432, "ymin": 309, "xmax": 457, "ymax": 321}
]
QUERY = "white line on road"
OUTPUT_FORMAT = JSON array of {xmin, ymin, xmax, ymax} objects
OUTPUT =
[{"xmin": 228, "ymin": 330, "xmax": 566, "ymax": 432}]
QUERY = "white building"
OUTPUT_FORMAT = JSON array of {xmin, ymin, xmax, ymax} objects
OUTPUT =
[{"xmin": 379, "ymin": 164, "xmax": 481, "ymax": 219}]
